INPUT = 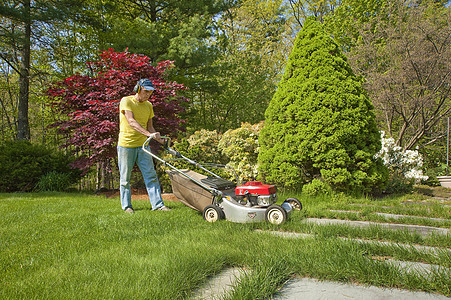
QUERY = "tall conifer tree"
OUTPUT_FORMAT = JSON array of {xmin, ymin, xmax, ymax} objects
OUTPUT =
[{"xmin": 258, "ymin": 17, "xmax": 387, "ymax": 193}]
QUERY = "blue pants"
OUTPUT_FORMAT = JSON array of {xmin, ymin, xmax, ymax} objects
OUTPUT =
[{"xmin": 117, "ymin": 145, "xmax": 164, "ymax": 210}]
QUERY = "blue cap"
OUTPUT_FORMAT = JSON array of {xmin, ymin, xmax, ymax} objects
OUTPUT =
[{"xmin": 138, "ymin": 78, "xmax": 155, "ymax": 91}]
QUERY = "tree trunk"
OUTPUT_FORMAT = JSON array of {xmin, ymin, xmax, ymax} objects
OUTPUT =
[
  {"xmin": 17, "ymin": 0, "xmax": 31, "ymax": 140},
  {"xmin": 96, "ymin": 160, "xmax": 110, "ymax": 190}
]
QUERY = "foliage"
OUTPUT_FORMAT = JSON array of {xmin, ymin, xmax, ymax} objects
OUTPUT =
[
  {"xmin": 324, "ymin": 0, "xmax": 387, "ymax": 51},
  {"xmin": 287, "ymin": 0, "xmax": 341, "ymax": 26},
  {"xmin": 0, "ymin": 140, "xmax": 80, "ymax": 192},
  {"xmin": 184, "ymin": 129, "xmax": 228, "ymax": 165},
  {"xmin": 302, "ymin": 179, "xmax": 333, "ymax": 197},
  {"xmin": 157, "ymin": 129, "xmax": 226, "ymax": 191},
  {"xmin": 99, "ymin": 0, "xmax": 244, "ymax": 133},
  {"xmin": 346, "ymin": 0, "xmax": 451, "ymax": 151},
  {"xmin": 188, "ymin": 53, "xmax": 275, "ymax": 133},
  {"xmin": 187, "ymin": 0, "xmax": 292, "ymax": 132},
  {"xmin": 258, "ymin": 17, "xmax": 388, "ymax": 193},
  {"xmin": 218, "ymin": 122, "xmax": 263, "ymax": 182},
  {"xmin": 101, "ymin": 0, "xmax": 233, "ymax": 68},
  {"xmin": 422, "ymin": 164, "xmax": 446, "ymax": 187},
  {"xmin": 36, "ymin": 171, "xmax": 74, "ymax": 192},
  {"xmin": 0, "ymin": 70, "xmax": 18, "ymax": 142},
  {"xmin": 421, "ymin": 140, "xmax": 448, "ymax": 180},
  {"xmin": 0, "ymin": 0, "xmax": 239, "ymax": 144},
  {"xmin": 165, "ymin": 123, "xmax": 263, "ymax": 185},
  {"xmin": 167, "ymin": 129, "xmax": 228, "ymax": 176},
  {"xmin": 0, "ymin": 0, "xmax": 103, "ymax": 140},
  {"xmin": 46, "ymin": 49, "xmax": 188, "ymax": 173}
]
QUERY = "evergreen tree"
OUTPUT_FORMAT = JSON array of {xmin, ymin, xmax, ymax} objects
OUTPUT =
[{"xmin": 258, "ymin": 17, "xmax": 387, "ymax": 193}]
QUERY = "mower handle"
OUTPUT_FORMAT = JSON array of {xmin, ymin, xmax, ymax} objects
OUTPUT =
[
  {"xmin": 143, "ymin": 135, "xmax": 181, "ymax": 158},
  {"xmin": 143, "ymin": 135, "xmax": 170, "ymax": 147}
]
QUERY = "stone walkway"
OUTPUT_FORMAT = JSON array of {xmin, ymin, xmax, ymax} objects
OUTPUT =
[
  {"xmin": 194, "ymin": 266, "xmax": 450, "ymax": 300},
  {"xmin": 328, "ymin": 209, "xmax": 449, "ymax": 223},
  {"xmin": 194, "ymin": 216, "xmax": 450, "ymax": 299},
  {"xmin": 194, "ymin": 235, "xmax": 450, "ymax": 299},
  {"xmin": 192, "ymin": 194, "xmax": 450, "ymax": 299},
  {"xmin": 273, "ymin": 277, "xmax": 450, "ymax": 300},
  {"xmin": 256, "ymin": 229, "xmax": 451, "ymax": 255},
  {"xmin": 304, "ymin": 217, "xmax": 449, "ymax": 236}
]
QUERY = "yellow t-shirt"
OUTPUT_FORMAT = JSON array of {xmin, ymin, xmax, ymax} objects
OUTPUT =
[{"xmin": 118, "ymin": 95, "xmax": 155, "ymax": 148}]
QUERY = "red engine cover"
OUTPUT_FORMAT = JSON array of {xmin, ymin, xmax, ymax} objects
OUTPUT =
[{"xmin": 235, "ymin": 181, "xmax": 276, "ymax": 196}]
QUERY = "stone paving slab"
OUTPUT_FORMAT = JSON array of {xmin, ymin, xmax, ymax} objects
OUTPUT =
[
  {"xmin": 351, "ymin": 204, "xmax": 422, "ymax": 210},
  {"xmin": 373, "ymin": 212, "xmax": 449, "ymax": 223},
  {"xmin": 273, "ymin": 277, "xmax": 450, "ymax": 300},
  {"xmin": 304, "ymin": 218, "xmax": 450, "ymax": 236},
  {"xmin": 387, "ymin": 259, "xmax": 450, "ymax": 276},
  {"xmin": 328, "ymin": 210, "xmax": 449, "ymax": 223},
  {"xmin": 193, "ymin": 267, "xmax": 246, "ymax": 300},
  {"xmin": 340, "ymin": 237, "xmax": 451, "ymax": 256},
  {"xmin": 402, "ymin": 200, "xmax": 451, "ymax": 208},
  {"xmin": 256, "ymin": 229, "xmax": 451, "ymax": 256}
]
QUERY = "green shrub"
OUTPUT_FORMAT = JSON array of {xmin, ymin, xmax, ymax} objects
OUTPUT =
[
  {"xmin": 302, "ymin": 179, "xmax": 333, "ymax": 197},
  {"xmin": 422, "ymin": 164, "xmax": 446, "ymax": 187},
  {"xmin": 218, "ymin": 122, "xmax": 263, "ymax": 182},
  {"xmin": 36, "ymin": 171, "xmax": 73, "ymax": 192},
  {"xmin": 421, "ymin": 145, "xmax": 447, "ymax": 186},
  {"xmin": 159, "ymin": 124, "xmax": 265, "ymax": 190},
  {"xmin": 258, "ymin": 17, "xmax": 388, "ymax": 193},
  {"xmin": 422, "ymin": 172, "xmax": 440, "ymax": 187},
  {"xmin": 157, "ymin": 130, "xmax": 229, "ymax": 192},
  {"xmin": 0, "ymin": 140, "xmax": 80, "ymax": 192},
  {"xmin": 184, "ymin": 129, "xmax": 228, "ymax": 165},
  {"xmin": 383, "ymin": 176, "xmax": 414, "ymax": 195}
]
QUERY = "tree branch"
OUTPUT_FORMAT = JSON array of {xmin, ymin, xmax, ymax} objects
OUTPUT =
[{"xmin": 0, "ymin": 52, "xmax": 21, "ymax": 74}]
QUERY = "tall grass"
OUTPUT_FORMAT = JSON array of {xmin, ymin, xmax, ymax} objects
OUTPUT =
[{"xmin": 1, "ymin": 192, "xmax": 449, "ymax": 299}]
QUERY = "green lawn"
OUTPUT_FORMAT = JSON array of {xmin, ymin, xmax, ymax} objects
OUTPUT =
[{"xmin": 0, "ymin": 192, "xmax": 449, "ymax": 299}]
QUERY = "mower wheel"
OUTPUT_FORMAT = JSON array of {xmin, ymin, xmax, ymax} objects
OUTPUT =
[
  {"xmin": 265, "ymin": 205, "xmax": 287, "ymax": 225},
  {"xmin": 285, "ymin": 197, "xmax": 302, "ymax": 211},
  {"xmin": 203, "ymin": 205, "xmax": 225, "ymax": 222}
]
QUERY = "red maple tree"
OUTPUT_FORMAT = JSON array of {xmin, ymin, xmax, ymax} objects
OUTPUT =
[{"xmin": 47, "ymin": 49, "xmax": 188, "ymax": 172}]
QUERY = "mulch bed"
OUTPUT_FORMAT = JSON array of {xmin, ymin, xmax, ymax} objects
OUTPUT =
[{"xmin": 99, "ymin": 188, "xmax": 179, "ymax": 201}]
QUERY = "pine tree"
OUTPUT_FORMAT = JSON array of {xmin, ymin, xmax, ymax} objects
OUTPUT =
[{"xmin": 258, "ymin": 17, "xmax": 387, "ymax": 193}]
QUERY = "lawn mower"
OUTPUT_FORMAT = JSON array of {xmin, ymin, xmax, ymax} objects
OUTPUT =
[{"xmin": 142, "ymin": 136, "xmax": 302, "ymax": 224}]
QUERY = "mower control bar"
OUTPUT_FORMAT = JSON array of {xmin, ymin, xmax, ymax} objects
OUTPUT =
[{"xmin": 142, "ymin": 136, "xmax": 224, "ymax": 197}]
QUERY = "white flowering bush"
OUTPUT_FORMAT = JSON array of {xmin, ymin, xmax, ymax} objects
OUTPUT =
[{"xmin": 375, "ymin": 132, "xmax": 428, "ymax": 191}]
